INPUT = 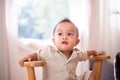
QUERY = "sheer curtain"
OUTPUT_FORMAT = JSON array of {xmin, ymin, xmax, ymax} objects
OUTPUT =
[
  {"xmin": 0, "ymin": 0, "xmax": 28, "ymax": 80},
  {"xmin": 89, "ymin": 0, "xmax": 120, "ymax": 61},
  {"xmin": 0, "ymin": 0, "xmax": 10, "ymax": 80},
  {"xmin": 89, "ymin": 0, "xmax": 120, "ymax": 80}
]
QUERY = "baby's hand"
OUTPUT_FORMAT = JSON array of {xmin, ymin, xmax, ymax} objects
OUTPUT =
[
  {"xmin": 98, "ymin": 53, "xmax": 105, "ymax": 55},
  {"xmin": 19, "ymin": 53, "xmax": 37, "ymax": 67},
  {"xmin": 19, "ymin": 56, "xmax": 31, "ymax": 67},
  {"xmin": 87, "ymin": 50, "xmax": 105, "ymax": 57}
]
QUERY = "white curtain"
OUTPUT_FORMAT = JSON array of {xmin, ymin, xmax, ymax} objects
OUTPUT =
[
  {"xmin": 0, "ymin": 0, "xmax": 10, "ymax": 80},
  {"xmin": 0, "ymin": 0, "xmax": 28, "ymax": 80},
  {"xmin": 89, "ymin": 0, "xmax": 120, "ymax": 61},
  {"xmin": 89, "ymin": 0, "xmax": 120, "ymax": 80}
]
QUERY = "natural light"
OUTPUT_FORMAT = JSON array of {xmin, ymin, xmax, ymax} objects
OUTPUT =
[{"xmin": 16, "ymin": 0, "xmax": 90, "ymax": 41}]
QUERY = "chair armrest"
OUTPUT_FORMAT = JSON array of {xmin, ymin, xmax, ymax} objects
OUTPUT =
[
  {"xmin": 88, "ymin": 54, "xmax": 110, "ymax": 60},
  {"xmin": 24, "ymin": 61, "xmax": 44, "ymax": 67},
  {"xmin": 23, "ymin": 54, "xmax": 110, "ymax": 67}
]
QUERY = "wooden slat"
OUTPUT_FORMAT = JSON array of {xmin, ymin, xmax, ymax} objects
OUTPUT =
[
  {"xmin": 24, "ymin": 61, "xmax": 44, "ymax": 67},
  {"xmin": 88, "ymin": 54, "xmax": 110, "ymax": 80},
  {"xmin": 24, "ymin": 61, "xmax": 44, "ymax": 80},
  {"xmin": 88, "ymin": 54, "xmax": 110, "ymax": 60}
]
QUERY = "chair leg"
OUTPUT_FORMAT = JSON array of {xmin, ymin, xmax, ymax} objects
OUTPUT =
[
  {"xmin": 26, "ymin": 67, "xmax": 36, "ymax": 80},
  {"xmin": 92, "ymin": 60, "xmax": 103, "ymax": 80}
]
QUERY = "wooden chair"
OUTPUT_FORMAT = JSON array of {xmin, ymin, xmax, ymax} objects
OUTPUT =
[{"xmin": 24, "ymin": 54, "xmax": 110, "ymax": 80}]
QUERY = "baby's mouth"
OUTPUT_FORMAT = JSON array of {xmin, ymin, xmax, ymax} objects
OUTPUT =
[{"xmin": 61, "ymin": 41, "xmax": 68, "ymax": 44}]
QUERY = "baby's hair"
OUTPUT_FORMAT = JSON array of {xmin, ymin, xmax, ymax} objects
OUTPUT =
[{"xmin": 53, "ymin": 18, "xmax": 79, "ymax": 37}]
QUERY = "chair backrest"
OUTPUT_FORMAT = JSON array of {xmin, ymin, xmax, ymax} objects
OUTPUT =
[
  {"xmin": 114, "ymin": 52, "xmax": 120, "ymax": 80},
  {"xmin": 24, "ymin": 54, "xmax": 110, "ymax": 80}
]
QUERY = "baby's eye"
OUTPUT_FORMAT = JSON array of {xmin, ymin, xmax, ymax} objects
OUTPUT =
[
  {"xmin": 67, "ymin": 33, "xmax": 73, "ymax": 36},
  {"xmin": 58, "ymin": 33, "xmax": 62, "ymax": 36}
]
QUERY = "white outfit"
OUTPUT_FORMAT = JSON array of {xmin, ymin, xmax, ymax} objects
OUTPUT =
[{"xmin": 37, "ymin": 45, "xmax": 91, "ymax": 80}]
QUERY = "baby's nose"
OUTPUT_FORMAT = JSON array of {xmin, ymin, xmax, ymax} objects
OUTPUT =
[{"xmin": 62, "ymin": 35, "xmax": 67, "ymax": 40}]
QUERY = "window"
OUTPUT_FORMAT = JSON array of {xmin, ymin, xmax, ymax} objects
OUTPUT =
[
  {"xmin": 16, "ymin": 0, "xmax": 90, "ymax": 48},
  {"xmin": 16, "ymin": 0, "xmax": 69, "ymax": 39}
]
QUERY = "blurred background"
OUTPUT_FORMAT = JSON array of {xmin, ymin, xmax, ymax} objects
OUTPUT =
[{"xmin": 0, "ymin": 0, "xmax": 120, "ymax": 80}]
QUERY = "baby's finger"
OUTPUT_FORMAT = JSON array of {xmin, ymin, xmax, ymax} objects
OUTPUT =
[
  {"xmin": 28, "ymin": 58, "xmax": 31, "ymax": 62},
  {"xmin": 19, "ymin": 60, "xmax": 24, "ymax": 67},
  {"xmin": 98, "ymin": 53, "xmax": 105, "ymax": 55}
]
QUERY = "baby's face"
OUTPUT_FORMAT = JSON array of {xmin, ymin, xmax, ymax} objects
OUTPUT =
[{"xmin": 52, "ymin": 22, "xmax": 79, "ymax": 52}]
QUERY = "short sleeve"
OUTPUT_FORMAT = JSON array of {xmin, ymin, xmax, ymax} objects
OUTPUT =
[
  {"xmin": 36, "ymin": 45, "xmax": 53, "ymax": 61},
  {"xmin": 77, "ymin": 49, "xmax": 88, "ymax": 61}
]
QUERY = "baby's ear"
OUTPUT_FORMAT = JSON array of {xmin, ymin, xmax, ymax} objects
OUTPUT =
[
  {"xmin": 76, "ymin": 39, "xmax": 80, "ymax": 45},
  {"xmin": 52, "ymin": 37, "xmax": 55, "ymax": 43}
]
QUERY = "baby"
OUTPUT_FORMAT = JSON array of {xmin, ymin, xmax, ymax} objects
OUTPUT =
[{"xmin": 19, "ymin": 18, "xmax": 99, "ymax": 80}]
